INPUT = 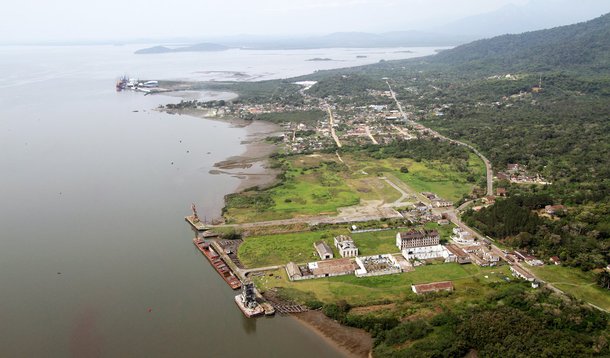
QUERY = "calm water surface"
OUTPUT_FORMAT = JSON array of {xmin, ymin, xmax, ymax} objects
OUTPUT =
[{"xmin": 0, "ymin": 44, "xmax": 441, "ymax": 357}]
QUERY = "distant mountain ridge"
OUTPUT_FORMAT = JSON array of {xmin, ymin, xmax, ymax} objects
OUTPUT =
[
  {"xmin": 428, "ymin": 13, "xmax": 610, "ymax": 73},
  {"xmin": 134, "ymin": 42, "xmax": 230, "ymax": 54},
  {"xmin": 134, "ymin": 32, "xmax": 473, "ymax": 53},
  {"xmin": 434, "ymin": 0, "xmax": 610, "ymax": 38}
]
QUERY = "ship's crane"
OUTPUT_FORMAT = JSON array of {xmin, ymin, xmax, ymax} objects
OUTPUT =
[{"xmin": 191, "ymin": 203, "xmax": 200, "ymax": 223}]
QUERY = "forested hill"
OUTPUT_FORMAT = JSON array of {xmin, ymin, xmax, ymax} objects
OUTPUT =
[{"xmin": 429, "ymin": 12, "xmax": 610, "ymax": 73}]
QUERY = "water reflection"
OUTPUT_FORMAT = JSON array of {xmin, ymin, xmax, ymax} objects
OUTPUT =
[{"xmin": 241, "ymin": 314, "xmax": 258, "ymax": 334}]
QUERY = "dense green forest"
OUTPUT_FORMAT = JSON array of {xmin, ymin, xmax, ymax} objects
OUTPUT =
[
  {"xmin": 294, "ymin": 13, "xmax": 610, "ymax": 272},
  {"xmin": 190, "ymin": 11, "xmax": 610, "ymax": 272},
  {"xmin": 463, "ymin": 194, "xmax": 610, "ymax": 270},
  {"xmin": 323, "ymin": 284, "xmax": 609, "ymax": 357}
]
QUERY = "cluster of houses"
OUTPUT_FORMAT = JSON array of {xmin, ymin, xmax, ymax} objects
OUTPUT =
[
  {"xmin": 496, "ymin": 163, "xmax": 551, "ymax": 185},
  {"xmin": 505, "ymin": 250, "xmax": 544, "ymax": 266},
  {"xmin": 421, "ymin": 192, "xmax": 453, "ymax": 208},
  {"xmin": 450, "ymin": 227, "xmax": 499, "ymax": 266},
  {"xmin": 400, "ymin": 202, "xmax": 445, "ymax": 224}
]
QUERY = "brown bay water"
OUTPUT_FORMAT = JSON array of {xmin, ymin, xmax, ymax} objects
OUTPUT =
[{"xmin": 0, "ymin": 44, "xmax": 443, "ymax": 356}]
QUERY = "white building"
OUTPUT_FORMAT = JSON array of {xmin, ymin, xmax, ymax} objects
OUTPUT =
[
  {"xmin": 334, "ymin": 235, "xmax": 359, "ymax": 258},
  {"xmin": 397, "ymin": 229, "xmax": 451, "ymax": 261}
]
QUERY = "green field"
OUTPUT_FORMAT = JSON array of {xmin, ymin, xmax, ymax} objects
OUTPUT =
[
  {"xmin": 224, "ymin": 152, "xmax": 484, "ymax": 223},
  {"xmin": 392, "ymin": 154, "xmax": 485, "ymax": 201},
  {"xmin": 254, "ymin": 263, "xmax": 512, "ymax": 306},
  {"xmin": 350, "ymin": 230, "xmax": 399, "ymax": 256},
  {"xmin": 529, "ymin": 265, "xmax": 610, "ymax": 311},
  {"xmin": 238, "ymin": 230, "xmax": 349, "ymax": 268},
  {"xmin": 343, "ymin": 154, "xmax": 484, "ymax": 202},
  {"xmin": 224, "ymin": 155, "xmax": 361, "ymax": 223}
]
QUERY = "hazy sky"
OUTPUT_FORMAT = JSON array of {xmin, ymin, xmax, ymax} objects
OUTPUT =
[{"xmin": 0, "ymin": 0, "xmax": 608, "ymax": 43}]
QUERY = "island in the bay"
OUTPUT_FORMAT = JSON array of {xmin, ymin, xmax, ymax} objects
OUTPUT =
[{"xmin": 159, "ymin": 13, "xmax": 610, "ymax": 358}]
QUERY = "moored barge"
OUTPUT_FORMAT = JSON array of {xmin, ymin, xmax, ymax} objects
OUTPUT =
[{"xmin": 193, "ymin": 238, "xmax": 241, "ymax": 290}]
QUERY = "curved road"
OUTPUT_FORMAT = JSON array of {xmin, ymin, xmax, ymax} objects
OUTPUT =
[{"xmin": 386, "ymin": 80, "xmax": 493, "ymax": 197}]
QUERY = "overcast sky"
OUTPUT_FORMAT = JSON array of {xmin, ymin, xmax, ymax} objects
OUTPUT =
[{"xmin": 1, "ymin": 0, "xmax": 608, "ymax": 43}]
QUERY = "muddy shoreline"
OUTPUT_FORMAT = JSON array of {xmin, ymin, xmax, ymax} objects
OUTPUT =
[
  {"xmin": 292, "ymin": 311, "xmax": 373, "ymax": 358},
  {"xmin": 164, "ymin": 93, "xmax": 373, "ymax": 357}
]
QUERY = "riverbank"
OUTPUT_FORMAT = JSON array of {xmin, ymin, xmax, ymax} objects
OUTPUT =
[
  {"xmin": 169, "ymin": 98, "xmax": 375, "ymax": 356},
  {"xmin": 160, "ymin": 104, "xmax": 282, "ymax": 193},
  {"xmin": 292, "ymin": 311, "xmax": 373, "ymax": 358}
]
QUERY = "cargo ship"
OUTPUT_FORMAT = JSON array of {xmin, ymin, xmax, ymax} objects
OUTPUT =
[{"xmin": 193, "ymin": 238, "xmax": 241, "ymax": 290}]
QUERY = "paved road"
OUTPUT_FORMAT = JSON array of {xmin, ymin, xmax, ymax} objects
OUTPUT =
[
  {"xmin": 386, "ymin": 80, "xmax": 494, "ymax": 197},
  {"xmin": 326, "ymin": 107, "xmax": 342, "ymax": 148},
  {"xmin": 379, "ymin": 176, "xmax": 410, "ymax": 205}
]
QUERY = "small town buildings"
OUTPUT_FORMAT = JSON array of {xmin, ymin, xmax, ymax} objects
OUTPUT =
[
  {"xmin": 355, "ymin": 254, "xmax": 401, "ymax": 277},
  {"xmin": 396, "ymin": 229, "xmax": 440, "ymax": 250},
  {"xmin": 314, "ymin": 241, "xmax": 334, "ymax": 260},
  {"xmin": 514, "ymin": 250, "xmax": 543, "ymax": 266},
  {"xmin": 452, "ymin": 228, "xmax": 477, "ymax": 245},
  {"xmin": 510, "ymin": 265, "xmax": 535, "ymax": 281},
  {"xmin": 496, "ymin": 188, "xmax": 507, "ymax": 196},
  {"xmin": 397, "ymin": 229, "xmax": 451, "ymax": 261},
  {"xmin": 413, "ymin": 202, "xmax": 430, "ymax": 212},
  {"xmin": 446, "ymin": 244, "xmax": 471, "ymax": 264},
  {"xmin": 550, "ymin": 256, "xmax": 561, "ymax": 265},
  {"xmin": 431, "ymin": 199, "xmax": 453, "ymax": 208},
  {"xmin": 334, "ymin": 235, "xmax": 359, "ymax": 257},
  {"xmin": 285, "ymin": 262, "xmax": 302, "ymax": 280},
  {"xmin": 411, "ymin": 281, "xmax": 454, "ymax": 295},
  {"xmin": 286, "ymin": 258, "xmax": 357, "ymax": 281}
]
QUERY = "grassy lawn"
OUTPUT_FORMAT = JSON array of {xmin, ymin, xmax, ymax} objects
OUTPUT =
[
  {"xmin": 351, "ymin": 230, "xmax": 399, "ymax": 256},
  {"xmin": 255, "ymin": 263, "xmax": 511, "ymax": 306},
  {"xmin": 529, "ymin": 265, "xmax": 610, "ymax": 311},
  {"xmin": 238, "ymin": 229, "xmax": 349, "ymax": 268},
  {"xmin": 240, "ymin": 224, "xmax": 456, "ymax": 267}
]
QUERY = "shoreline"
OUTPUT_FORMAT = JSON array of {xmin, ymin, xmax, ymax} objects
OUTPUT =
[
  {"xmin": 291, "ymin": 311, "xmax": 373, "ymax": 358},
  {"xmin": 165, "ymin": 92, "xmax": 373, "ymax": 357},
  {"xmin": 161, "ymin": 105, "xmax": 282, "ymax": 193}
]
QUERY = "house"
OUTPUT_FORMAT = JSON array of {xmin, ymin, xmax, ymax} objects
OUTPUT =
[
  {"xmin": 411, "ymin": 281, "xmax": 454, "ymax": 295},
  {"xmin": 446, "ymin": 244, "xmax": 471, "ymax": 264},
  {"xmin": 545, "ymin": 205, "xmax": 566, "ymax": 215},
  {"xmin": 549, "ymin": 256, "xmax": 561, "ymax": 265},
  {"xmin": 496, "ymin": 188, "xmax": 507, "ymax": 197},
  {"xmin": 285, "ymin": 262, "xmax": 302, "ymax": 281},
  {"xmin": 432, "ymin": 199, "xmax": 453, "ymax": 208},
  {"xmin": 413, "ymin": 202, "xmax": 429, "ymax": 212},
  {"xmin": 451, "ymin": 228, "xmax": 476, "ymax": 245},
  {"xmin": 314, "ymin": 241, "xmax": 333, "ymax": 260},
  {"xmin": 334, "ymin": 235, "xmax": 359, "ymax": 258},
  {"xmin": 510, "ymin": 265, "xmax": 535, "ymax": 281}
]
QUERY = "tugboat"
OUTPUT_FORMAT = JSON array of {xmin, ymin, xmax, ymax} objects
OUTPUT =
[{"xmin": 235, "ymin": 280, "xmax": 264, "ymax": 318}]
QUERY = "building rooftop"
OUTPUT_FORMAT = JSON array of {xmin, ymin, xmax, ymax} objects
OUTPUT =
[
  {"xmin": 412, "ymin": 281, "xmax": 454, "ymax": 294},
  {"xmin": 308, "ymin": 258, "xmax": 357, "ymax": 276}
]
